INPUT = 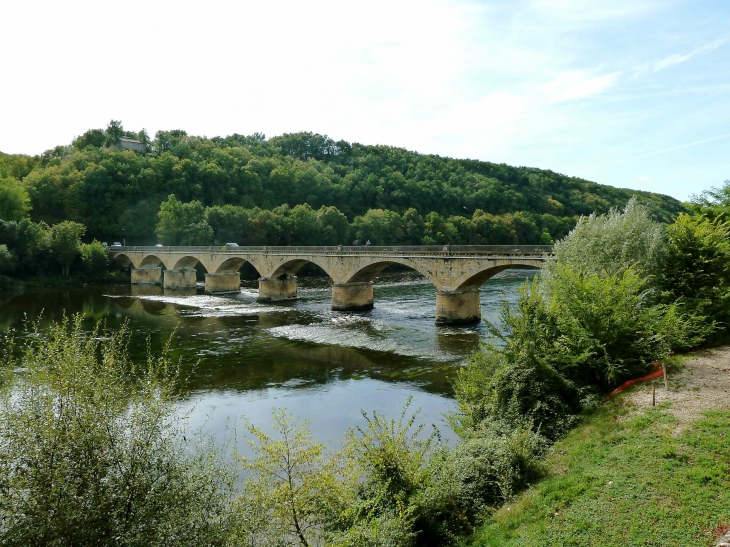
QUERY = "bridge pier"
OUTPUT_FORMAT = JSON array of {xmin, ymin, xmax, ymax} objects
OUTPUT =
[
  {"xmin": 332, "ymin": 282, "xmax": 374, "ymax": 311},
  {"xmin": 163, "ymin": 268, "xmax": 197, "ymax": 289},
  {"xmin": 204, "ymin": 272, "xmax": 240, "ymax": 293},
  {"xmin": 435, "ymin": 289, "xmax": 481, "ymax": 325},
  {"xmin": 131, "ymin": 267, "xmax": 162, "ymax": 285},
  {"xmin": 258, "ymin": 276, "xmax": 298, "ymax": 302}
]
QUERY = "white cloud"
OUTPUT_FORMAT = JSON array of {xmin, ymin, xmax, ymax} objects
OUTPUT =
[
  {"xmin": 542, "ymin": 71, "xmax": 621, "ymax": 103},
  {"xmin": 653, "ymin": 38, "xmax": 727, "ymax": 72}
]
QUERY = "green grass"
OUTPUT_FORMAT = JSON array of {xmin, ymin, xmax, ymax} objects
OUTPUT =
[{"xmin": 469, "ymin": 396, "xmax": 730, "ymax": 546}]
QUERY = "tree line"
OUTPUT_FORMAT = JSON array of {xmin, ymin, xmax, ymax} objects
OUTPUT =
[
  {"xmin": 1, "ymin": 121, "xmax": 684, "ymax": 247},
  {"xmin": 155, "ymin": 195, "xmax": 566, "ymax": 246}
]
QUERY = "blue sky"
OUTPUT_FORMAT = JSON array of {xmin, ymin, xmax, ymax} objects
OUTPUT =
[{"xmin": 1, "ymin": 0, "xmax": 728, "ymax": 201}]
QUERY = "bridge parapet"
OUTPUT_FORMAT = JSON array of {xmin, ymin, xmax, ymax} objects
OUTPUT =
[{"xmin": 110, "ymin": 244, "xmax": 552, "ymax": 257}]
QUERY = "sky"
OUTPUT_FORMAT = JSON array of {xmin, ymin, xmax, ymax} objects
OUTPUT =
[{"xmin": 1, "ymin": 0, "xmax": 728, "ymax": 202}]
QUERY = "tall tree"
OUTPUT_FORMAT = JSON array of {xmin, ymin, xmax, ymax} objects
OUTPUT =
[
  {"xmin": 105, "ymin": 120, "xmax": 124, "ymax": 146},
  {"xmin": 50, "ymin": 221, "xmax": 85, "ymax": 276},
  {"xmin": 0, "ymin": 177, "xmax": 31, "ymax": 222}
]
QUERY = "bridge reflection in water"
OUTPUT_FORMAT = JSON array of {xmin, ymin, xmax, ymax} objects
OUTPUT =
[{"xmin": 109, "ymin": 245, "xmax": 551, "ymax": 325}]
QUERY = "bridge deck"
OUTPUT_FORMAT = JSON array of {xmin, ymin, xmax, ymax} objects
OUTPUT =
[{"xmin": 110, "ymin": 244, "xmax": 553, "ymax": 257}]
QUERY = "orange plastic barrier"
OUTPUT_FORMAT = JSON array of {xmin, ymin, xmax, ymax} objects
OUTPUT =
[{"xmin": 606, "ymin": 361, "xmax": 665, "ymax": 398}]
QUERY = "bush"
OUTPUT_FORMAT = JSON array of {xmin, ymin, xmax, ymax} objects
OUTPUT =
[
  {"xmin": 441, "ymin": 423, "xmax": 547, "ymax": 519},
  {"xmin": 0, "ymin": 316, "xmax": 236, "ymax": 547},
  {"xmin": 0, "ymin": 243, "xmax": 14, "ymax": 273},
  {"xmin": 80, "ymin": 239, "xmax": 109, "ymax": 277},
  {"xmin": 659, "ymin": 212, "xmax": 730, "ymax": 336},
  {"xmin": 544, "ymin": 197, "xmax": 665, "ymax": 278},
  {"xmin": 239, "ymin": 410, "xmax": 349, "ymax": 547},
  {"xmin": 455, "ymin": 265, "xmax": 701, "ymax": 441}
]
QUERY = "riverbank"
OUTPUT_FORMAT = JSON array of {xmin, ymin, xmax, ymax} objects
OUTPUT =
[{"xmin": 469, "ymin": 347, "xmax": 730, "ymax": 546}]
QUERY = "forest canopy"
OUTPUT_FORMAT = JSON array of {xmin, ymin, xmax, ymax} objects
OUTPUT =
[{"xmin": 0, "ymin": 121, "xmax": 685, "ymax": 246}]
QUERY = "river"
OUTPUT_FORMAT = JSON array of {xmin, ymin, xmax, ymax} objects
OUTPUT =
[{"xmin": 0, "ymin": 269, "xmax": 536, "ymax": 451}]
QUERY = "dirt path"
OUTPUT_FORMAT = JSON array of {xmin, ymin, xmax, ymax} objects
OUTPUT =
[{"xmin": 625, "ymin": 346, "xmax": 730, "ymax": 432}]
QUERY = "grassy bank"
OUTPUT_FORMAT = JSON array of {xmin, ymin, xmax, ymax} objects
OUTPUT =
[{"xmin": 468, "ymin": 353, "xmax": 730, "ymax": 547}]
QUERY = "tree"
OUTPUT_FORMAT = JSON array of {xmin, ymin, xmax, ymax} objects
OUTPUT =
[
  {"xmin": 544, "ymin": 198, "xmax": 665, "ymax": 280},
  {"xmin": 206, "ymin": 204, "xmax": 249, "ymax": 244},
  {"xmin": 105, "ymin": 119, "xmax": 124, "ymax": 146},
  {"xmin": 72, "ymin": 128, "xmax": 106, "ymax": 150},
  {"xmin": 0, "ymin": 177, "xmax": 31, "ymax": 222},
  {"xmin": 80, "ymin": 240, "xmax": 108, "ymax": 277},
  {"xmin": 50, "ymin": 221, "xmax": 85, "ymax": 276},
  {"xmin": 240, "ymin": 411, "xmax": 347, "ymax": 546},
  {"xmin": 659, "ymin": 213, "xmax": 730, "ymax": 333},
  {"xmin": 352, "ymin": 209, "xmax": 403, "ymax": 245},
  {"xmin": 288, "ymin": 203, "xmax": 322, "ymax": 245},
  {"xmin": 156, "ymin": 195, "xmax": 213, "ymax": 246},
  {"xmin": 317, "ymin": 205, "xmax": 349, "ymax": 245},
  {"xmin": 0, "ymin": 244, "xmax": 14, "ymax": 273}
]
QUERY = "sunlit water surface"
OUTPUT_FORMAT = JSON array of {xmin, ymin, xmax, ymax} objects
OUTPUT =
[{"xmin": 0, "ymin": 270, "xmax": 536, "ymax": 453}]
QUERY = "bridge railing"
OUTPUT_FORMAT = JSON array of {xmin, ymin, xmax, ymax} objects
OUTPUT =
[{"xmin": 108, "ymin": 245, "xmax": 553, "ymax": 256}]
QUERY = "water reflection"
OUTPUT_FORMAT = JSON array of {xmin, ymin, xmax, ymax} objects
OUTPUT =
[{"xmin": 0, "ymin": 270, "xmax": 537, "ymax": 447}]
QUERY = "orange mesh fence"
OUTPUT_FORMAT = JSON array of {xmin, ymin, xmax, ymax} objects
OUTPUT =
[{"xmin": 606, "ymin": 361, "xmax": 665, "ymax": 398}]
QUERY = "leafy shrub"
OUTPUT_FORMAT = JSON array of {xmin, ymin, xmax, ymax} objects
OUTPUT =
[
  {"xmin": 441, "ymin": 423, "xmax": 548, "ymax": 520},
  {"xmin": 544, "ymin": 198, "xmax": 665, "ymax": 279},
  {"xmin": 239, "ymin": 410, "xmax": 349, "ymax": 547},
  {"xmin": 80, "ymin": 239, "xmax": 109, "ymax": 277},
  {"xmin": 659, "ymin": 212, "xmax": 730, "ymax": 337},
  {"xmin": 0, "ymin": 316, "xmax": 236, "ymax": 547}
]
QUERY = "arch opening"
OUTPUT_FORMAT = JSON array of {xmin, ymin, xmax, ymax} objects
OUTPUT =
[
  {"xmin": 172, "ymin": 255, "xmax": 201, "ymax": 271},
  {"xmin": 112, "ymin": 253, "xmax": 132, "ymax": 269},
  {"xmin": 215, "ymin": 257, "xmax": 262, "ymax": 280},
  {"xmin": 345, "ymin": 260, "xmax": 433, "ymax": 285},
  {"xmin": 269, "ymin": 259, "xmax": 334, "ymax": 282},
  {"xmin": 456, "ymin": 264, "xmax": 542, "ymax": 291},
  {"xmin": 139, "ymin": 255, "xmax": 164, "ymax": 269}
]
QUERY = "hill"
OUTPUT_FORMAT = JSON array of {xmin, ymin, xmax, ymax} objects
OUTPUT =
[{"xmin": 0, "ymin": 125, "xmax": 685, "ymax": 245}]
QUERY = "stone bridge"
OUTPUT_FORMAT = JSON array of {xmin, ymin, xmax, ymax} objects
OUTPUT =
[{"xmin": 108, "ymin": 245, "xmax": 552, "ymax": 324}]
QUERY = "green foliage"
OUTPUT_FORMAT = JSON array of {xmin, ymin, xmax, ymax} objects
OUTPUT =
[
  {"xmin": 239, "ymin": 410, "xmax": 348, "ymax": 546},
  {"xmin": 0, "ymin": 316, "xmax": 236, "ymax": 546},
  {"xmin": 455, "ymin": 201, "xmax": 706, "ymax": 443},
  {"xmin": 80, "ymin": 239, "xmax": 109, "ymax": 277},
  {"xmin": 441, "ymin": 423, "xmax": 547, "ymax": 520},
  {"xmin": 156, "ymin": 194, "xmax": 213, "ymax": 245},
  {"xmin": 659, "ymin": 212, "xmax": 730, "ymax": 334},
  {"xmin": 0, "ymin": 219, "xmax": 50, "ymax": 276},
  {"xmin": 106, "ymin": 119, "xmax": 124, "ymax": 146},
  {"xmin": 689, "ymin": 179, "xmax": 730, "ymax": 221},
  {"xmin": 0, "ymin": 176, "xmax": 31, "ymax": 222},
  {"xmin": 0, "ymin": 244, "xmax": 14, "ymax": 273},
  {"xmin": 544, "ymin": 198, "xmax": 665, "ymax": 279},
  {"xmin": 49, "ymin": 220, "xmax": 85, "ymax": 276},
  {"xmin": 73, "ymin": 128, "xmax": 107, "ymax": 150},
  {"xmin": 3, "ymin": 125, "xmax": 683, "ymax": 243},
  {"xmin": 454, "ymin": 283, "xmax": 585, "ymax": 440},
  {"xmin": 472, "ymin": 404, "xmax": 730, "ymax": 547}
]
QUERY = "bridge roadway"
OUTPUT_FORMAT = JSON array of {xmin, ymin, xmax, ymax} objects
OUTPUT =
[{"xmin": 109, "ymin": 245, "xmax": 552, "ymax": 325}]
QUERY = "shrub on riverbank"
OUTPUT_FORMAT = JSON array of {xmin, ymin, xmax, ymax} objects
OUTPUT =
[{"xmin": 0, "ymin": 317, "xmax": 236, "ymax": 547}]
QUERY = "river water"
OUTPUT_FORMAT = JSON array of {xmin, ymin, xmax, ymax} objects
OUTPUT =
[{"xmin": 0, "ymin": 270, "xmax": 536, "ymax": 450}]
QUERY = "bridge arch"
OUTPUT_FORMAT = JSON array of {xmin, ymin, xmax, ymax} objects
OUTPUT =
[
  {"xmin": 139, "ymin": 254, "xmax": 165, "ymax": 268},
  {"xmin": 344, "ymin": 259, "xmax": 436, "ymax": 286},
  {"xmin": 171, "ymin": 255, "xmax": 205, "ymax": 271},
  {"xmin": 454, "ymin": 261, "xmax": 543, "ymax": 291},
  {"xmin": 112, "ymin": 253, "xmax": 133, "ymax": 269},
  {"xmin": 215, "ymin": 256, "xmax": 261, "ymax": 276},
  {"xmin": 268, "ymin": 258, "xmax": 337, "ymax": 282}
]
